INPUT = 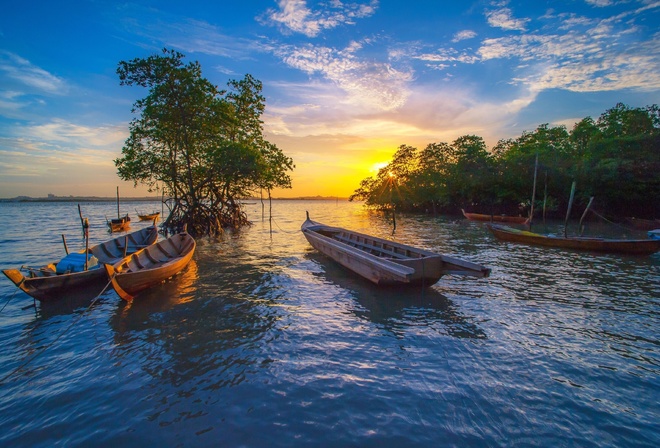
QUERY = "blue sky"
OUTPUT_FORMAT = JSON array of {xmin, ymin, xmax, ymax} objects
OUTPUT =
[{"xmin": 1, "ymin": 0, "xmax": 659, "ymax": 198}]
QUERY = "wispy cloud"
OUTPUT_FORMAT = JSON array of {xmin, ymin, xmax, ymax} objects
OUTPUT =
[
  {"xmin": 585, "ymin": 0, "xmax": 614, "ymax": 7},
  {"xmin": 453, "ymin": 30, "xmax": 477, "ymax": 42},
  {"xmin": 275, "ymin": 40, "xmax": 412, "ymax": 111},
  {"xmin": 485, "ymin": 6, "xmax": 529, "ymax": 31},
  {"xmin": 260, "ymin": 0, "xmax": 379, "ymax": 37},
  {"xmin": 0, "ymin": 51, "xmax": 67, "ymax": 95},
  {"xmin": 24, "ymin": 119, "xmax": 126, "ymax": 148},
  {"xmin": 414, "ymin": 2, "xmax": 660, "ymax": 93}
]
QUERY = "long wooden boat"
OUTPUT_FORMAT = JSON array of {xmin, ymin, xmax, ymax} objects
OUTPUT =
[
  {"xmin": 487, "ymin": 223, "xmax": 660, "ymax": 255},
  {"xmin": 301, "ymin": 214, "xmax": 490, "ymax": 286},
  {"xmin": 104, "ymin": 232, "xmax": 196, "ymax": 301},
  {"xmin": 2, "ymin": 226, "xmax": 159, "ymax": 302},
  {"xmin": 462, "ymin": 209, "xmax": 529, "ymax": 224}
]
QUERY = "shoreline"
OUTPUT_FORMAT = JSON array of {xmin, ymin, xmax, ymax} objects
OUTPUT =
[{"xmin": 0, "ymin": 196, "xmax": 349, "ymax": 203}]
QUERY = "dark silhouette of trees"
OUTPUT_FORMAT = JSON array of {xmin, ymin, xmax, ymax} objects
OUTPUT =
[{"xmin": 351, "ymin": 103, "xmax": 660, "ymax": 219}]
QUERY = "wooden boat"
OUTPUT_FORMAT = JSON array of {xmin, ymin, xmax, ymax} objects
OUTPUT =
[
  {"xmin": 626, "ymin": 217, "xmax": 660, "ymax": 230},
  {"xmin": 301, "ymin": 214, "xmax": 490, "ymax": 286},
  {"xmin": 104, "ymin": 232, "xmax": 196, "ymax": 301},
  {"xmin": 108, "ymin": 186, "xmax": 130, "ymax": 232},
  {"xmin": 487, "ymin": 223, "xmax": 660, "ymax": 255},
  {"xmin": 2, "ymin": 226, "xmax": 159, "ymax": 302},
  {"xmin": 108, "ymin": 214, "xmax": 131, "ymax": 232},
  {"xmin": 137, "ymin": 210, "xmax": 160, "ymax": 221},
  {"xmin": 462, "ymin": 209, "xmax": 529, "ymax": 224}
]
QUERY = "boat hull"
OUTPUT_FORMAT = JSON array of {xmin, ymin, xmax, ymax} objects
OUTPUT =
[
  {"xmin": 2, "ymin": 226, "xmax": 158, "ymax": 302},
  {"xmin": 488, "ymin": 224, "xmax": 660, "ymax": 255},
  {"xmin": 106, "ymin": 232, "xmax": 196, "ymax": 300},
  {"xmin": 138, "ymin": 213, "xmax": 160, "ymax": 221},
  {"xmin": 302, "ymin": 217, "xmax": 490, "ymax": 286},
  {"xmin": 462, "ymin": 209, "xmax": 529, "ymax": 224}
]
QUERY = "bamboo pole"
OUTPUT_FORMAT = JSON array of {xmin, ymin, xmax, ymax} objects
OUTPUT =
[
  {"xmin": 84, "ymin": 218, "xmax": 90, "ymax": 271},
  {"xmin": 529, "ymin": 153, "xmax": 539, "ymax": 230},
  {"xmin": 579, "ymin": 196, "xmax": 594, "ymax": 236},
  {"xmin": 542, "ymin": 171, "xmax": 548, "ymax": 225},
  {"xmin": 564, "ymin": 181, "xmax": 576, "ymax": 238}
]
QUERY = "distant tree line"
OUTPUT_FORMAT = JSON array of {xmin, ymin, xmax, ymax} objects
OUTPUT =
[{"xmin": 350, "ymin": 103, "xmax": 660, "ymax": 220}]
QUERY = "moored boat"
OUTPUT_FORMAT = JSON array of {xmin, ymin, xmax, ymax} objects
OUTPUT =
[
  {"xmin": 2, "ymin": 225, "xmax": 159, "ymax": 301},
  {"xmin": 487, "ymin": 223, "xmax": 660, "ymax": 255},
  {"xmin": 462, "ymin": 209, "xmax": 529, "ymax": 224},
  {"xmin": 108, "ymin": 214, "xmax": 131, "ymax": 232},
  {"xmin": 104, "ymin": 232, "xmax": 196, "ymax": 301},
  {"xmin": 301, "ymin": 213, "xmax": 490, "ymax": 286},
  {"xmin": 137, "ymin": 210, "xmax": 160, "ymax": 221}
]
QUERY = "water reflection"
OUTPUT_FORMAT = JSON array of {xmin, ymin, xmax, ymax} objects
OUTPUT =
[{"xmin": 304, "ymin": 252, "xmax": 486, "ymax": 340}]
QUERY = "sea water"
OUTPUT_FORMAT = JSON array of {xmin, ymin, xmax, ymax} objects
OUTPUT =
[{"xmin": 0, "ymin": 200, "xmax": 658, "ymax": 447}]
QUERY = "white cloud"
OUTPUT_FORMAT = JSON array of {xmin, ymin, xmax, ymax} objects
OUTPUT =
[
  {"xmin": 452, "ymin": 30, "xmax": 477, "ymax": 42},
  {"xmin": 486, "ymin": 7, "xmax": 529, "ymax": 31},
  {"xmin": 276, "ymin": 42, "xmax": 412, "ymax": 111},
  {"xmin": 585, "ymin": 0, "xmax": 614, "ymax": 7},
  {"xmin": 261, "ymin": 0, "xmax": 379, "ymax": 37},
  {"xmin": 0, "ymin": 51, "xmax": 67, "ymax": 95},
  {"xmin": 25, "ymin": 119, "xmax": 126, "ymax": 148}
]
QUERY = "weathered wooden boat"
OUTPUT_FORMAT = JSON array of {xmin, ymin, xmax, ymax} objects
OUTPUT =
[
  {"xmin": 104, "ymin": 232, "xmax": 196, "ymax": 301},
  {"xmin": 487, "ymin": 223, "xmax": 660, "ymax": 255},
  {"xmin": 137, "ymin": 210, "xmax": 160, "ymax": 221},
  {"xmin": 108, "ymin": 214, "xmax": 131, "ymax": 232},
  {"xmin": 108, "ymin": 186, "xmax": 130, "ymax": 232},
  {"xmin": 301, "ymin": 214, "xmax": 490, "ymax": 286},
  {"xmin": 462, "ymin": 209, "xmax": 529, "ymax": 224},
  {"xmin": 626, "ymin": 217, "xmax": 660, "ymax": 230},
  {"xmin": 2, "ymin": 225, "xmax": 159, "ymax": 301}
]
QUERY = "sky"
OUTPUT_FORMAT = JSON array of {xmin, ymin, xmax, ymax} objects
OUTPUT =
[{"xmin": 1, "ymin": 0, "xmax": 659, "ymax": 199}]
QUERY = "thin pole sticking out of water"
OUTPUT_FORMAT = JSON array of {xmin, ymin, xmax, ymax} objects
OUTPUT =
[
  {"xmin": 564, "ymin": 181, "xmax": 577, "ymax": 238},
  {"xmin": 529, "ymin": 153, "xmax": 539, "ymax": 230}
]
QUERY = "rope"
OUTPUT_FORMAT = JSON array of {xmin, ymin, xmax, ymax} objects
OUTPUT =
[
  {"xmin": 589, "ymin": 208, "xmax": 637, "ymax": 231},
  {"xmin": 269, "ymin": 217, "xmax": 300, "ymax": 235},
  {"xmin": 0, "ymin": 279, "xmax": 24, "ymax": 313},
  {"xmin": 0, "ymin": 276, "xmax": 116, "ymax": 386}
]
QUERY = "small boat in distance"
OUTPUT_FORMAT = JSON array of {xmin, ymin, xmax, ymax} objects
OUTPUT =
[
  {"xmin": 487, "ymin": 223, "xmax": 660, "ymax": 255},
  {"xmin": 301, "ymin": 213, "xmax": 490, "ymax": 286},
  {"xmin": 3, "ymin": 225, "xmax": 159, "ymax": 301},
  {"xmin": 108, "ymin": 214, "xmax": 131, "ymax": 232},
  {"xmin": 136, "ymin": 210, "xmax": 160, "ymax": 221},
  {"xmin": 108, "ymin": 186, "xmax": 130, "ymax": 232},
  {"xmin": 105, "ymin": 232, "xmax": 196, "ymax": 301},
  {"xmin": 462, "ymin": 209, "xmax": 529, "ymax": 224}
]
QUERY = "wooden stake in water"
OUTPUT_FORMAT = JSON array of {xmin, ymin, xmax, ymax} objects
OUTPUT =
[
  {"xmin": 564, "ymin": 181, "xmax": 576, "ymax": 238},
  {"xmin": 529, "ymin": 153, "xmax": 539, "ymax": 230},
  {"xmin": 579, "ymin": 196, "xmax": 594, "ymax": 236}
]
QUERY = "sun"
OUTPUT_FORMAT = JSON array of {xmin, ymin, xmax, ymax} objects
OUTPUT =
[{"xmin": 370, "ymin": 161, "xmax": 389, "ymax": 173}]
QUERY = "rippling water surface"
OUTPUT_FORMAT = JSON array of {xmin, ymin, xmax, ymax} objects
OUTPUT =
[{"xmin": 0, "ymin": 200, "xmax": 658, "ymax": 447}]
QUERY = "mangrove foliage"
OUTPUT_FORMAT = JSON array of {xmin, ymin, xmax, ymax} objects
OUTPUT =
[
  {"xmin": 115, "ymin": 49, "xmax": 294, "ymax": 236},
  {"xmin": 350, "ymin": 103, "xmax": 660, "ymax": 220}
]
